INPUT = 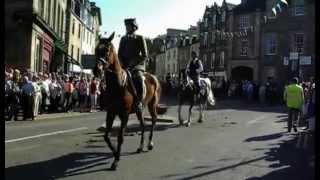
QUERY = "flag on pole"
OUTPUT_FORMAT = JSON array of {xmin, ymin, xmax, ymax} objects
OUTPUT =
[{"xmin": 272, "ymin": 7, "xmax": 277, "ymax": 16}]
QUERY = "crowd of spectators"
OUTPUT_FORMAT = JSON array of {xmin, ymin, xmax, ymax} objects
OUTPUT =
[{"xmin": 4, "ymin": 68, "xmax": 106, "ymax": 121}]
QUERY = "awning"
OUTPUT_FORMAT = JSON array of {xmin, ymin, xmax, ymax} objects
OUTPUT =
[
  {"xmin": 69, "ymin": 64, "xmax": 82, "ymax": 72},
  {"xmin": 54, "ymin": 39, "xmax": 67, "ymax": 52}
]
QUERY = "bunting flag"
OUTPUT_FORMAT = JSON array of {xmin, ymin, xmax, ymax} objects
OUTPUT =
[
  {"xmin": 272, "ymin": 7, "xmax": 277, "ymax": 16},
  {"xmin": 244, "ymin": 29, "xmax": 247, "ymax": 36},
  {"xmin": 280, "ymin": 0, "xmax": 288, "ymax": 6},
  {"xmin": 276, "ymin": 3, "xmax": 282, "ymax": 12},
  {"xmin": 230, "ymin": 32, "xmax": 234, "ymax": 39},
  {"xmin": 264, "ymin": 16, "xmax": 268, "ymax": 24}
]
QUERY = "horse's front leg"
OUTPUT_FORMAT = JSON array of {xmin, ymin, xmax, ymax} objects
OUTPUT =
[
  {"xmin": 147, "ymin": 103, "xmax": 157, "ymax": 150},
  {"xmin": 187, "ymin": 102, "xmax": 193, "ymax": 127},
  {"xmin": 111, "ymin": 113, "xmax": 129, "ymax": 170},
  {"xmin": 103, "ymin": 112, "xmax": 117, "ymax": 167},
  {"xmin": 178, "ymin": 96, "xmax": 184, "ymax": 126},
  {"xmin": 136, "ymin": 110, "xmax": 145, "ymax": 153},
  {"xmin": 198, "ymin": 101, "xmax": 203, "ymax": 123}
]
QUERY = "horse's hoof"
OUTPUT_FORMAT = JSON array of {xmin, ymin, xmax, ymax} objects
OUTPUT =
[
  {"xmin": 198, "ymin": 119, "xmax": 203, "ymax": 123},
  {"xmin": 110, "ymin": 162, "xmax": 118, "ymax": 170},
  {"xmin": 148, "ymin": 143, "xmax": 154, "ymax": 151},
  {"xmin": 186, "ymin": 123, "xmax": 191, "ymax": 127},
  {"xmin": 136, "ymin": 148, "xmax": 143, "ymax": 153}
]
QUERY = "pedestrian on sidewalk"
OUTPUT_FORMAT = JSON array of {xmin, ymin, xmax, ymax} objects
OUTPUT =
[
  {"xmin": 283, "ymin": 77, "xmax": 304, "ymax": 133},
  {"xmin": 64, "ymin": 77, "xmax": 74, "ymax": 112},
  {"xmin": 32, "ymin": 75, "xmax": 42, "ymax": 117},
  {"xmin": 40, "ymin": 74, "xmax": 51, "ymax": 114},
  {"xmin": 78, "ymin": 76, "xmax": 89, "ymax": 113},
  {"xmin": 21, "ymin": 76, "xmax": 35, "ymax": 120},
  {"xmin": 90, "ymin": 77, "xmax": 98, "ymax": 112}
]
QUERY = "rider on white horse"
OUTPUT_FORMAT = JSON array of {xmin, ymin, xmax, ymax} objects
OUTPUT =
[{"xmin": 186, "ymin": 51, "xmax": 204, "ymax": 97}]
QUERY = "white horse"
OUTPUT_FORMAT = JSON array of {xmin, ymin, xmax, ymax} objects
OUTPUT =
[{"xmin": 178, "ymin": 74, "xmax": 215, "ymax": 127}]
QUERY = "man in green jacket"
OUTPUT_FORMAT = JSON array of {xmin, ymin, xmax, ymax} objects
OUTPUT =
[{"xmin": 283, "ymin": 77, "xmax": 304, "ymax": 132}]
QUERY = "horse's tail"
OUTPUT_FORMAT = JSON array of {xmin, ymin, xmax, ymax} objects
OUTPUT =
[
  {"xmin": 203, "ymin": 78, "xmax": 216, "ymax": 106},
  {"xmin": 145, "ymin": 73, "xmax": 166, "ymax": 115}
]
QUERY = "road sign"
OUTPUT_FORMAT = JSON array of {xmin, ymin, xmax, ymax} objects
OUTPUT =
[
  {"xmin": 289, "ymin": 52, "xmax": 299, "ymax": 60},
  {"xmin": 299, "ymin": 56, "xmax": 312, "ymax": 65}
]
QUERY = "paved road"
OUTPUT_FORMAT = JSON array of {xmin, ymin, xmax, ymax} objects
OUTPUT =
[{"xmin": 5, "ymin": 100, "xmax": 314, "ymax": 180}]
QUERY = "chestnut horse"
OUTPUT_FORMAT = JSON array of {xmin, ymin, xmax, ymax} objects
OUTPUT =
[{"xmin": 95, "ymin": 32, "xmax": 161, "ymax": 170}]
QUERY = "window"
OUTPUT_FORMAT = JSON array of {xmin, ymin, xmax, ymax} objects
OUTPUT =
[
  {"xmin": 204, "ymin": 18, "xmax": 208, "ymax": 27},
  {"xmin": 213, "ymin": 14, "xmax": 216, "ymax": 25},
  {"xmin": 221, "ymin": 11, "xmax": 226, "ymax": 22},
  {"xmin": 204, "ymin": 32, "xmax": 208, "ymax": 47},
  {"xmin": 239, "ymin": 15, "xmax": 249, "ymax": 30},
  {"xmin": 211, "ymin": 32, "xmax": 216, "ymax": 44},
  {"xmin": 265, "ymin": 33, "xmax": 277, "ymax": 55},
  {"xmin": 57, "ymin": 5, "xmax": 61, "ymax": 35},
  {"xmin": 61, "ymin": 11, "xmax": 64, "ymax": 40},
  {"xmin": 53, "ymin": 0, "xmax": 56, "ymax": 28},
  {"xmin": 211, "ymin": 52, "xmax": 215, "ymax": 68},
  {"xmin": 77, "ymin": 48, "xmax": 80, "ymax": 61},
  {"xmin": 220, "ymin": 51, "xmax": 225, "ymax": 67},
  {"xmin": 72, "ymin": 19, "xmax": 75, "ymax": 34},
  {"xmin": 294, "ymin": 0, "xmax": 304, "ymax": 16},
  {"xmin": 78, "ymin": 23, "xmax": 81, "ymax": 38},
  {"xmin": 203, "ymin": 54, "xmax": 207, "ymax": 67},
  {"xmin": 47, "ymin": 0, "xmax": 51, "ymax": 24},
  {"xmin": 240, "ymin": 40, "xmax": 249, "ymax": 56},
  {"xmin": 38, "ymin": 0, "xmax": 44, "ymax": 18},
  {"xmin": 294, "ymin": 33, "xmax": 304, "ymax": 53},
  {"xmin": 71, "ymin": 45, "xmax": 74, "ymax": 58},
  {"xmin": 87, "ymin": 31, "xmax": 89, "ymax": 43}
]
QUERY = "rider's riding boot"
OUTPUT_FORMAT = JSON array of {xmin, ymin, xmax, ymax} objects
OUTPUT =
[{"xmin": 134, "ymin": 73, "xmax": 144, "ymax": 113}]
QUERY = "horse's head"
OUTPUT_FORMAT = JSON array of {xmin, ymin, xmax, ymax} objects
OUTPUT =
[{"xmin": 95, "ymin": 32, "xmax": 116, "ymax": 70}]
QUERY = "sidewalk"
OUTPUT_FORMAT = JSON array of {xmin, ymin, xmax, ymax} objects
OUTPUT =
[{"xmin": 5, "ymin": 111, "xmax": 103, "ymax": 123}]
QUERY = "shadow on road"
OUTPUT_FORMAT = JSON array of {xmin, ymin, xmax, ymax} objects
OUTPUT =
[
  {"xmin": 5, "ymin": 152, "xmax": 112, "ymax": 180},
  {"xmin": 244, "ymin": 133, "xmax": 284, "ymax": 142},
  {"xmin": 246, "ymin": 135, "xmax": 314, "ymax": 180},
  {"xmin": 160, "ymin": 133, "xmax": 314, "ymax": 180}
]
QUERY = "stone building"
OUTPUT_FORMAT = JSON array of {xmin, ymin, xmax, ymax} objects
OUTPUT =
[
  {"xmin": 260, "ymin": 0, "xmax": 315, "ymax": 83},
  {"xmin": 65, "ymin": 0, "xmax": 102, "ymax": 73},
  {"xmin": 227, "ymin": 0, "xmax": 265, "ymax": 82},
  {"xmin": 199, "ymin": 0, "xmax": 236, "ymax": 82},
  {"xmin": 5, "ymin": 0, "xmax": 67, "ymax": 73}
]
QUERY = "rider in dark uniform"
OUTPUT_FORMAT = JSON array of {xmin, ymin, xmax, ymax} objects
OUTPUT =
[
  {"xmin": 186, "ymin": 51, "xmax": 204, "ymax": 97},
  {"xmin": 118, "ymin": 18, "xmax": 148, "ymax": 112}
]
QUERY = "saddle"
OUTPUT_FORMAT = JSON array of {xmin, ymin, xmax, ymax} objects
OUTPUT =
[
  {"xmin": 188, "ymin": 78, "xmax": 207, "ymax": 96},
  {"xmin": 124, "ymin": 70, "xmax": 146, "ymax": 102}
]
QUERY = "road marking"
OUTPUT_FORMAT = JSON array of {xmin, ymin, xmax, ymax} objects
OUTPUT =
[
  {"xmin": 5, "ymin": 127, "xmax": 88, "ymax": 144},
  {"xmin": 247, "ymin": 115, "xmax": 269, "ymax": 125}
]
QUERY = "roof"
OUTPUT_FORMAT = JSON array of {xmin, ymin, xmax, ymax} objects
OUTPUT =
[
  {"xmin": 232, "ymin": 0, "xmax": 266, "ymax": 14},
  {"xmin": 226, "ymin": 3, "xmax": 237, "ymax": 10}
]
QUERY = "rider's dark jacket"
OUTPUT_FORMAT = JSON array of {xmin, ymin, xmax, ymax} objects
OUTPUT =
[
  {"xmin": 118, "ymin": 34, "xmax": 148, "ymax": 71},
  {"xmin": 187, "ymin": 58, "xmax": 202, "ymax": 77}
]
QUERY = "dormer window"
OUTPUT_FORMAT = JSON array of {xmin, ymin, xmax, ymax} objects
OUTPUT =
[{"xmin": 221, "ymin": 11, "xmax": 226, "ymax": 22}]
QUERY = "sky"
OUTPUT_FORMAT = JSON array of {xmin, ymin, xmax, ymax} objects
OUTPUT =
[{"xmin": 92, "ymin": 0, "xmax": 241, "ymax": 50}]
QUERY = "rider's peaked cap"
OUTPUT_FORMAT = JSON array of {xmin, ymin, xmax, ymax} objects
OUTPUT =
[{"xmin": 124, "ymin": 18, "xmax": 138, "ymax": 30}]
